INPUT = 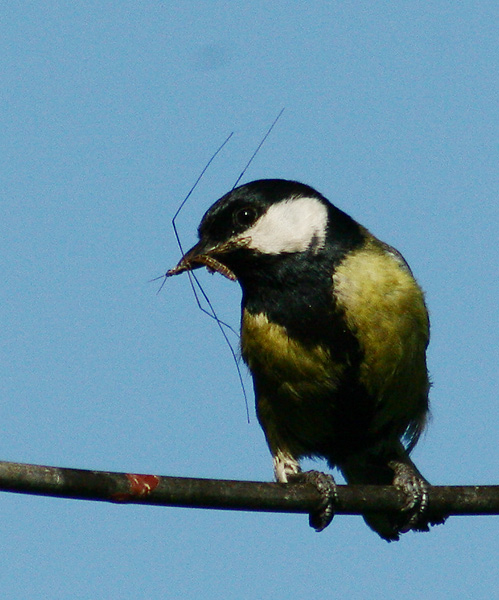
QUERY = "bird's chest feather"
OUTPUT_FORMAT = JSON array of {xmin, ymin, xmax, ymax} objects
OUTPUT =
[
  {"xmin": 241, "ymin": 310, "xmax": 345, "ymax": 401},
  {"xmin": 241, "ymin": 308, "xmax": 364, "ymax": 456}
]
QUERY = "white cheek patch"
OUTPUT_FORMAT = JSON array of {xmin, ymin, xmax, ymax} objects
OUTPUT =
[{"xmin": 244, "ymin": 196, "xmax": 328, "ymax": 254}]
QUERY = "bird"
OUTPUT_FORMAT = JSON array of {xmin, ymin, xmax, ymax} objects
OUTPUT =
[{"xmin": 166, "ymin": 178, "xmax": 443, "ymax": 541}]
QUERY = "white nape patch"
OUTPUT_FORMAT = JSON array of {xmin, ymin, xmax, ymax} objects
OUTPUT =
[{"xmin": 244, "ymin": 196, "xmax": 328, "ymax": 254}]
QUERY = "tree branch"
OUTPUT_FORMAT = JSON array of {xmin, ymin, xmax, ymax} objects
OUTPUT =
[{"xmin": 0, "ymin": 460, "xmax": 497, "ymax": 521}]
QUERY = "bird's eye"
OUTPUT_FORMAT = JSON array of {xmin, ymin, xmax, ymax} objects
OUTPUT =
[{"xmin": 233, "ymin": 206, "xmax": 259, "ymax": 228}]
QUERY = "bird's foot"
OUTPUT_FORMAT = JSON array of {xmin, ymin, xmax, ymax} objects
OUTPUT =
[
  {"xmin": 288, "ymin": 470, "xmax": 337, "ymax": 532},
  {"xmin": 388, "ymin": 460, "xmax": 446, "ymax": 536},
  {"xmin": 389, "ymin": 460, "xmax": 428, "ymax": 532}
]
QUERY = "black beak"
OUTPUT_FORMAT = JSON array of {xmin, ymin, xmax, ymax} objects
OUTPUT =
[{"xmin": 165, "ymin": 236, "xmax": 249, "ymax": 282}]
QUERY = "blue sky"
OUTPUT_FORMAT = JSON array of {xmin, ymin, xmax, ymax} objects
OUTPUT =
[{"xmin": 1, "ymin": 2, "xmax": 497, "ymax": 599}]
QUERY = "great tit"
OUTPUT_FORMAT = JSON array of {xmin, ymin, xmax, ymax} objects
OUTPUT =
[{"xmin": 167, "ymin": 179, "xmax": 441, "ymax": 541}]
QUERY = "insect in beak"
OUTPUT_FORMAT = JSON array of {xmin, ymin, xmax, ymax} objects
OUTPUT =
[{"xmin": 166, "ymin": 237, "xmax": 250, "ymax": 282}]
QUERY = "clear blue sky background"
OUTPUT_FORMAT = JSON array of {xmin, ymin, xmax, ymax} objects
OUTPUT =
[{"xmin": 1, "ymin": 3, "xmax": 497, "ymax": 599}]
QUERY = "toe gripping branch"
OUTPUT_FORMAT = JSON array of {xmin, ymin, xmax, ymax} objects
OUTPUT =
[
  {"xmin": 389, "ymin": 460, "xmax": 447, "ymax": 535},
  {"xmin": 289, "ymin": 470, "xmax": 338, "ymax": 532}
]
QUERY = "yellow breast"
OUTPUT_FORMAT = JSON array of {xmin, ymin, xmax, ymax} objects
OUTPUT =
[{"xmin": 241, "ymin": 311, "xmax": 345, "ymax": 400}]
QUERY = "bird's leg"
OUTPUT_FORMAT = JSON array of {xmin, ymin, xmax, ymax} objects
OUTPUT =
[
  {"xmin": 272, "ymin": 453, "xmax": 301, "ymax": 483},
  {"xmin": 273, "ymin": 452, "xmax": 336, "ymax": 532}
]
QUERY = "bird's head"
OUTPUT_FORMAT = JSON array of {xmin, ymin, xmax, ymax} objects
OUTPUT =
[{"xmin": 166, "ymin": 179, "xmax": 343, "ymax": 283}]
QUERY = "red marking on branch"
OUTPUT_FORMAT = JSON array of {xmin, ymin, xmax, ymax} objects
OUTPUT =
[{"xmin": 112, "ymin": 474, "xmax": 160, "ymax": 502}]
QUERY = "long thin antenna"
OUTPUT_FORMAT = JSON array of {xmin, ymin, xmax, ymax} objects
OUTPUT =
[
  {"xmin": 171, "ymin": 133, "xmax": 241, "ymax": 333},
  {"xmin": 187, "ymin": 272, "xmax": 239, "ymax": 337},
  {"xmin": 173, "ymin": 132, "xmax": 234, "ymax": 251},
  {"xmin": 189, "ymin": 270, "xmax": 250, "ymax": 423},
  {"xmin": 163, "ymin": 111, "xmax": 285, "ymax": 423},
  {"xmin": 154, "ymin": 132, "xmax": 235, "ymax": 296},
  {"xmin": 231, "ymin": 107, "xmax": 285, "ymax": 190},
  {"xmin": 165, "ymin": 132, "xmax": 250, "ymax": 421}
]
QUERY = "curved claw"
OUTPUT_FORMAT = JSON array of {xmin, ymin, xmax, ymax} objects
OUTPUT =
[
  {"xmin": 288, "ymin": 470, "xmax": 337, "ymax": 532},
  {"xmin": 388, "ymin": 460, "xmax": 433, "ymax": 534}
]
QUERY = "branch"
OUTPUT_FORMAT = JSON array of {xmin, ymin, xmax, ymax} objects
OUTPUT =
[{"xmin": 0, "ymin": 460, "xmax": 497, "ymax": 520}]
